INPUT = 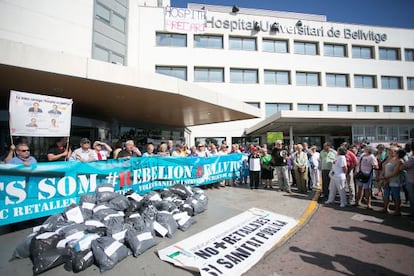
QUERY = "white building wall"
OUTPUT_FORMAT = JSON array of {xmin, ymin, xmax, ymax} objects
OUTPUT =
[
  {"xmin": 136, "ymin": 5, "xmax": 414, "ymax": 144},
  {"xmin": 0, "ymin": 0, "xmax": 93, "ymax": 57}
]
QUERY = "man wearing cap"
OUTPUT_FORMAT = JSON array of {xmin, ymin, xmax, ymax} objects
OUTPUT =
[
  {"xmin": 70, "ymin": 138, "xmax": 95, "ymax": 162},
  {"xmin": 93, "ymin": 141, "xmax": 112, "ymax": 160}
]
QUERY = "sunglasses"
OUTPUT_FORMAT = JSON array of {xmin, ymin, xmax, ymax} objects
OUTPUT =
[{"xmin": 19, "ymin": 149, "xmax": 30, "ymax": 152}]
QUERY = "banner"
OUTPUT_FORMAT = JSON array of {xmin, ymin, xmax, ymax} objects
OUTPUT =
[
  {"xmin": 0, "ymin": 154, "xmax": 244, "ymax": 226},
  {"xmin": 158, "ymin": 208, "xmax": 298, "ymax": 275},
  {"xmin": 9, "ymin": 90, "xmax": 73, "ymax": 137},
  {"xmin": 164, "ymin": 6, "xmax": 207, "ymax": 33}
]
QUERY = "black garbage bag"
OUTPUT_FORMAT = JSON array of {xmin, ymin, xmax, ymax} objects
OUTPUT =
[
  {"xmin": 125, "ymin": 228, "xmax": 156, "ymax": 257},
  {"xmin": 84, "ymin": 219, "xmax": 107, "ymax": 236},
  {"xmin": 40, "ymin": 214, "xmax": 70, "ymax": 232},
  {"xmin": 125, "ymin": 213, "xmax": 147, "ymax": 232},
  {"xmin": 102, "ymin": 213, "xmax": 125, "ymax": 236},
  {"xmin": 10, "ymin": 231, "xmax": 37, "ymax": 260},
  {"xmin": 91, "ymin": 236, "xmax": 130, "ymax": 273},
  {"xmin": 125, "ymin": 191, "xmax": 144, "ymax": 217},
  {"xmin": 194, "ymin": 193, "xmax": 208, "ymax": 213},
  {"xmin": 145, "ymin": 191, "xmax": 162, "ymax": 202},
  {"xmin": 30, "ymin": 231, "xmax": 70, "ymax": 275},
  {"xmin": 173, "ymin": 211, "xmax": 196, "ymax": 232},
  {"xmin": 153, "ymin": 200, "xmax": 178, "ymax": 213},
  {"xmin": 159, "ymin": 189, "xmax": 174, "ymax": 199},
  {"xmin": 55, "ymin": 223, "xmax": 87, "ymax": 237},
  {"xmin": 96, "ymin": 183, "xmax": 117, "ymax": 203},
  {"xmin": 63, "ymin": 204, "xmax": 86, "ymax": 224},
  {"xmin": 79, "ymin": 193, "xmax": 96, "ymax": 205},
  {"xmin": 180, "ymin": 202, "xmax": 194, "ymax": 217},
  {"xmin": 64, "ymin": 248, "xmax": 94, "ymax": 273},
  {"xmin": 92, "ymin": 205, "xmax": 120, "ymax": 221},
  {"xmin": 169, "ymin": 183, "xmax": 193, "ymax": 199},
  {"xmin": 155, "ymin": 211, "xmax": 178, "ymax": 238},
  {"xmin": 108, "ymin": 195, "xmax": 130, "ymax": 211},
  {"xmin": 141, "ymin": 204, "xmax": 158, "ymax": 222},
  {"xmin": 73, "ymin": 233, "xmax": 101, "ymax": 252}
]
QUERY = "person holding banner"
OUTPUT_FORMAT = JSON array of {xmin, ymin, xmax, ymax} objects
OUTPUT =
[
  {"xmin": 118, "ymin": 140, "xmax": 142, "ymax": 159},
  {"xmin": 6, "ymin": 143, "xmax": 37, "ymax": 166},
  {"xmin": 47, "ymin": 137, "xmax": 71, "ymax": 161},
  {"xmin": 93, "ymin": 140, "xmax": 112, "ymax": 160}
]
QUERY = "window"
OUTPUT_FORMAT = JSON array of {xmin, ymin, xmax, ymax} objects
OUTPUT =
[
  {"xmin": 409, "ymin": 106, "xmax": 414, "ymax": 113},
  {"xmin": 111, "ymin": 12, "xmax": 125, "ymax": 32},
  {"xmin": 95, "ymin": 3, "xmax": 126, "ymax": 32},
  {"xmin": 381, "ymin": 76, "xmax": 402, "ymax": 89},
  {"xmin": 354, "ymin": 75, "xmax": 376, "ymax": 88},
  {"xmin": 326, "ymin": 73, "xmax": 349, "ymax": 87},
  {"xmin": 296, "ymin": 72, "xmax": 320, "ymax": 86},
  {"xmin": 379, "ymin": 47, "xmax": 400, "ymax": 60},
  {"xmin": 265, "ymin": 103, "xmax": 291, "ymax": 117},
  {"xmin": 93, "ymin": 44, "xmax": 125, "ymax": 65},
  {"xmin": 194, "ymin": 35, "xmax": 223, "ymax": 49},
  {"xmin": 264, "ymin": 70, "xmax": 290, "ymax": 85},
  {"xmin": 156, "ymin": 32, "xmax": 187, "ymax": 47},
  {"xmin": 230, "ymin": 68, "xmax": 258, "ymax": 83},
  {"xmin": 408, "ymin": 77, "xmax": 414, "ymax": 90},
  {"xmin": 405, "ymin": 49, "xmax": 414, "ymax": 61},
  {"xmin": 297, "ymin": 104, "xmax": 322, "ymax": 111},
  {"xmin": 194, "ymin": 67, "xmax": 224, "ymax": 82},
  {"xmin": 294, "ymin": 41, "xmax": 318, "ymax": 55},
  {"xmin": 356, "ymin": 105, "xmax": 378, "ymax": 112},
  {"xmin": 324, "ymin": 43, "xmax": 346, "ymax": 57},
  {"xmin": 229, "ymin": 36, "xmax": 257, "ymax": 51},
  {"xmin": 352, "ymin": 45, "xmax": 374, "ymax": 59},
  {"xmin": 328, "ymin": 104, "xmax": 351, "ymax": 112},
  {"xmin": 96, "ymin": 3, "xmax": 110, "ymax": 22},
  {"xmin": 156, "ymin": 66, "xmax": 187, "ymax": 80},
  {"xmin": 245, "ymin": 102, "xmax": 260, "ymax": 108},
  {"xmin": 383, "ymin": 106, "xmax": 405, "ymax": 113},
  {"xmin": 262, "ymin": 39, "xmax": 288, "ymax": 53}
]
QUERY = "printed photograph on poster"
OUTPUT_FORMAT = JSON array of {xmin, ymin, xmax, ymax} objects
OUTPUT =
[{"xmin": 9, "ymin": 90, "xmax": 73, "ymax": 137}]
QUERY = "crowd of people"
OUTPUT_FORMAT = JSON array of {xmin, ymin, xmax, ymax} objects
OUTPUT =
[{"xmin": 2, "ymin": 136, "xmax": 414, "ymax": 218}]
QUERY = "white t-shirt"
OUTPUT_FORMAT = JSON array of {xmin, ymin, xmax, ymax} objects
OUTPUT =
[
  {"xmin": 332, "ymin": 155, "xmax": 347, "ymax": 180},
  {"xmin": 249, "ymin": 157, "xmax": 261, "ymax": 171}
]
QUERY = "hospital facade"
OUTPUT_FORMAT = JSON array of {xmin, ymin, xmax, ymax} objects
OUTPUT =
[{"xmin": 0, "ymin": 0, "xmax": 413, "ymax": 159}]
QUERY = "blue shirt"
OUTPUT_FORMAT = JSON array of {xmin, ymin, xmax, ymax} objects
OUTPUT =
[{"xmin": 8, "ymin": 156, "xmax": 37, "ymax": 165}]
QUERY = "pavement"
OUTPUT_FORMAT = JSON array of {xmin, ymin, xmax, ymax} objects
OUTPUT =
[
  {"xmin": 0, "ymin": 182, "xmax": 319, "ymax": 276},
  {"xmin": 245, "ymin": 195, "xmax": 414, "ymax": 276}
]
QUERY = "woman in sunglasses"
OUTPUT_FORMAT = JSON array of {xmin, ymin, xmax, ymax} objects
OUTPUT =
[{"xmin": 7, "ymin": 143, "xmax": 37, "ymax": 166}]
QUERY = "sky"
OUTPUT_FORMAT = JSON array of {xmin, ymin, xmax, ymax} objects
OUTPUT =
[{"xmin": 171, "ymin": 0, "xmax": 414, "ymax": 29}]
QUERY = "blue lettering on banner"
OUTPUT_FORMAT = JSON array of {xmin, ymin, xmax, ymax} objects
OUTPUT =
[{"xmin": 0, "ymin": 154, "xmax": 244, "ymax": 225}]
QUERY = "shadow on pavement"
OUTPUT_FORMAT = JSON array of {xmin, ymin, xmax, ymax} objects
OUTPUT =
[{"xmin": 289, "ymin": 246, "xmax": 406, "ymax": 276}]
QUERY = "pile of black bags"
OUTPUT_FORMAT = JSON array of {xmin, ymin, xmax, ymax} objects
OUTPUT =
[{"xmin": 10, "ymin": 183, "xmax": 208, "ymax": 274}]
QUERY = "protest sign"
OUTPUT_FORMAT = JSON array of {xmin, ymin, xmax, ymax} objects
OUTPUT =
[
  {"xmin": 158, "ymin": 208, "xmax": 298, "ymax": 275},
  {"xmin": 9, "ymin": 90, "xmax": 73, "ymax": 137},
  {"xmin": 164, "ymin": 6, "xmax": 207, "ymax": 33},
  {"xmin": 0, "ymin": 154, "xmax": 244, "ymax": 226}
]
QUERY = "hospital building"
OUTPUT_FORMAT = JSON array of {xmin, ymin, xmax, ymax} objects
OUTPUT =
[{"xmin": 0, "ymin": 0, "xmax": 413, "ymax": 159}]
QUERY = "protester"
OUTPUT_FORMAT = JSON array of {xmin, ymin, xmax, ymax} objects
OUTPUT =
[
  {"xmin": 171, "ymin": 144, "xmax": 186, "ymax": 157},
  {"xmin": 157, "ymin": 143, "xmax": 170, "ymax": 157},
  {"xmin": 400, "ymin": 140, "xmax": 414, "ymax": 218},
  {"xmin": 320, "ymin": 142, "xmax": 337, "ymax": 199},
  {"xmin": 142, "ymin": 143, "xmax": 155, "ymax": 157},
  {"xmin": 260, "ymin": 147, "xmax": 273, "ymax": 189},
  {"xmin": 70, "ymin": 138, "xmax": 95, "ymax": 162},
  {"xmin": 308, "ymin": 145, "xmax": 321, "ymax": 190},
  {"xmin": 167, "ymin": 140, "xmax": 174, "ymax": 156},
  {"xmin": 92, "ymin": 141, "xmax": 112, "ymax": 160},
  {"xmin": 47, "ymin": 137, "xmax": 71, "ymax": 161},
  {"xmin": 342, "ymin": 142, "xmax": 358, "ymax": 205},
  {"xmin": 248, "ymin": 146, "xmax": 261, "ymax": 189},
  {"xmin": 195, "ymin": 143, "xmax": 211, "ymax": 157},
  {"xmin": 117, "ymin": 140, "xmax": 142, "ymax": 159},
  {"xmin": 355, "ymin": 145, "xmax": 379, "ymax": 209},
  {"xmin": 379, "ymin": 146, "xmax": 403, "ymax": 215},
  {"xmin": 271, "ymin": 140, "xmax": 292, "ymax": 193},
  {"xmin": 293, "ymin": 144, "xmax": 308, "ymax": 194},
  {"xmin": 325, "ymin": 146, "xmax": 348, "ymax": 208},
  {"xmin": 6, "ymin": 143, "xmax": 37, "ymax": 166}
]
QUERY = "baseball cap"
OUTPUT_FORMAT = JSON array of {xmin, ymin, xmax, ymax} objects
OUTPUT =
[{"xmin": 80, "ymin": 138, "xmax": 90, "ymax": 144}]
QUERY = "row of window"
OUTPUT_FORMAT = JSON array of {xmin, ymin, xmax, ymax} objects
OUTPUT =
[
  {"xmin": 252, "ymin": 103, "xmax": 414, "ymax": 118},
  {"xmin": 95, "ymin": 2, "xmax": 126, "ymax": 32},
  {"xmin": 156, "ymin": 32, "xmax": 414, "ymax": 62},
  {"xmin": 352, "ymin": 125, "xmax": 413, "ymax": 143},
  {"xmin": 155, "ymin": 66, "xmax": 414, "ymax": 89}
]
